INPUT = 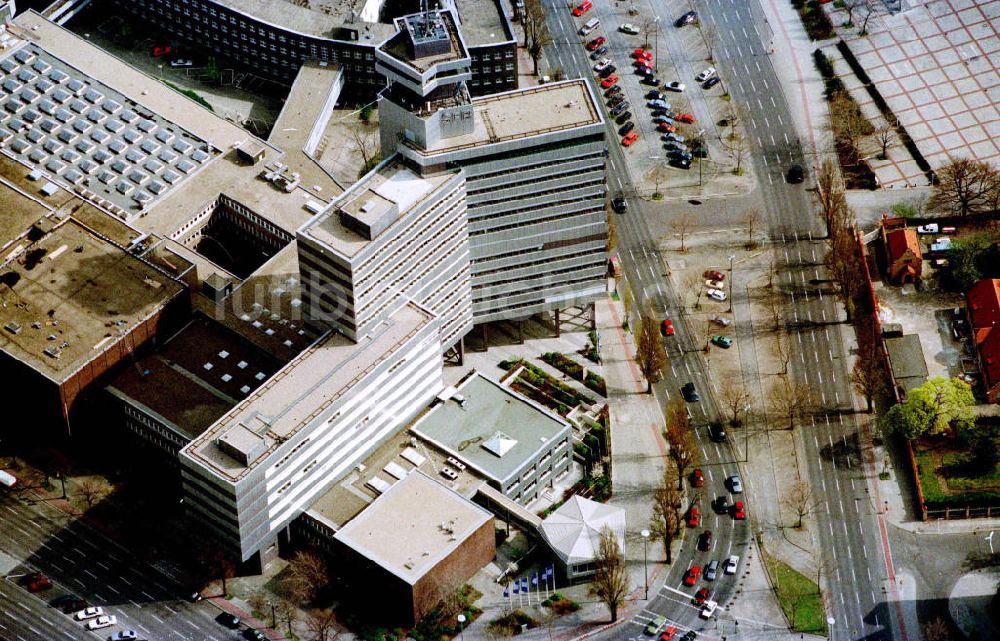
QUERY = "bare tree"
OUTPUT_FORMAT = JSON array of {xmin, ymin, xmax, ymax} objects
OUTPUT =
[
  {"xmin": 783, "ymin": 480, "xmax": 817, "ymax": 528},
  {"xmin": 247, "ymin": 591, "xmax": 270, "ymax": 624},
  {"xmin": 621, "ymin": 281, "xmax": 635, "ymax": 329},
  {"xmin": 699, "ymin": 22, "xmax": 719, "ymax": 61},
  {"xmin": 349, "ymin": 125, "xmax": 380, "ymax": 179},
  {"xmin": 741, "ymin": 207, "xmax": 762, "ymax": 249},
  {"xmin": 775, "ymin": 331, "xmax": 792, "ymax": 375},
  {"xmin": 684, "ymin": 272, "xmax": 705, "ymax": 311},
  {"xmin": 606, "ymin": 205, "xmax": 617, "ymax": 253},
  {"xmin": 206, "ymin": 549, "xmax": 237, "ymax": 597},
  {"xmin": 729, "ymin": 131, "xmax": 749, "ymax": 175},
  {"xmin": 77, "ymin": 478, "xmax": 108, "ymax": 508},
  {"xmin": 305, "ymin": 609, "xmax": 340, "ymax": 641},
  {"xmin": 830, "ymin": 91, "xmax": 873, "ymax": 162},
  {"xmin": 665, "ymin": 400, "xmax": 698, "ymax": 490},
  {"xmin": 859, "ymin": 0, "xmax": 878, "ymax": 35},
  {"xmin": 850, "ymin": 355, "xmax": 886, "ymax": 413},
  {"xmin": 873, "ymin": 118, "xmax": 895, "ymax": 159},
  {"xmin": 635, "ymin": 309, "xmax": 667, "ymax": 394},
  {"xmin": 674, "ymin": 212, "xmax": 695, "ymax": 252},
  {"xmin": 650, "ymin": 462, "xmax": 683, "ymax": 563},
  {"xmin": 275, "ymin": 599, "xmax": 298, "ymax": 636},
  {"xmin": 816, "ymin": 158, "xmax": 846, "ymax": 237},
  {"xmin": 643, "ymin": 17, "xmax": 658, "ymax": 49},
  {"xmin": 842, "ymin": 0, "xmax": 864, "ymax": 26},
  {"xmin": 284, "ymin": 550, "xmax": 329, "ymax": 605},
  {"xmin": 590, "ymin": 526, "xmax": 630, "ymax": 622},
  {"xmin": 928, "ymin": 157, "xmax": 997, "ymax": 217},
  {"xmin": 921, "ymin": 618, "xmax": 954, "ymax": 641},
  {"xmin": 769, "ymin": 378, "xmax": 814, "ymax": 430},
  {"xmin": 528, "ymin": 27, "xmax": 553, "ymax": 76},
  {"xmin": 719, "ymin": 381, "xmax": 752, "ymax": 427}
]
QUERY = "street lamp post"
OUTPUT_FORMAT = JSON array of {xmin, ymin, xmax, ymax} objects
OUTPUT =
[
  {"xmin": 640, "ymin": 528, "xmax": 650, "ymax": 599},
  {"xmin": 727, "ymin": 254, "xmax": 735, "ymax": 313},
  {"xmin": 457, "ymin": 613, "xmax": 467, "ymax": 641},
  {"xmin": 653, "ymin": 17, "xmax": 661, "ymax": 74}
]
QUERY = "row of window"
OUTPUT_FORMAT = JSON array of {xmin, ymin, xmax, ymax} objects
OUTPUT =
[{"xmin": 471, "ymin": 51, "xmax": 515, "ymax": 62}]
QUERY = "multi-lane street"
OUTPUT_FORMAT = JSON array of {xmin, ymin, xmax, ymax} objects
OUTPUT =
[
  {"xmin": 0, "ymin": 488, "xmax": 243, "ymax": 641},
  {"xmin": 541, "ymin": 0, "xmax": 900, "ymax": 639}
]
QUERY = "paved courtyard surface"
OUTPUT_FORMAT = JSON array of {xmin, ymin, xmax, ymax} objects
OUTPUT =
[{"xmin": 835, "ymin": 0, "xmax": 1000, "ymax": 185}]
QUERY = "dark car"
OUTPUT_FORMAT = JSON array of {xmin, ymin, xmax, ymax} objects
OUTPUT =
[
  {"xmin": 599, "ymin": 65, "xmax": 617, "ymax": 78},
  {"xmin": 641, "ymin": 75, "xmax": 661, "ymax": 86},
  {"xmin": 670, "ymin": 158, "xmax": 691, "ymax": 170},
  {"xmin": 708, "ymin": 423, "xmax": 727, "ymax": 442},
  {"xmin": 691, "ymin": 146, "xmax": 709, "ymax": 158},
  {"xmin": 636, "ymin": 66, "xmax": 655, "ymax": 77},
  {"xmin": 608, "ymin": 95, "xmax": 626, "ymax": 108},
  {"xmin": 675, "ymin": 10, "xmax": 698, "ymax": 27},
  {"xmin": 682, "ymin": 382, "xmax": 699, "ymax": 402},
  {"xmin": 698, "ymin": 530, "xmax": 713, "ymax": 551},
  {"xmin": 590, "ymin": 45, "xmax": 609, "ymax": 60},
  {"xmin": 619, "ymin": 121, "xmax": 635, "ymax": 136},
  {"xmin": 787, "ymin": 164, "xmax": 805, "ymax": 183},
  {"xmin": 51, "ymin": 594, "xmax": 86, "ymax": 612},
  {"xmin": 713, "ymin": 495, "xmax": 730, "ymax": 514},
  {"xmin": 604, "ymin": 84, "xmax": 623, "ymax": 98},
  {"xmin": 612, "ymin": 197, "xmax": 628, "ymax": 214},
  {"xmin": 187, "ymin": 591, "xmax": 203, "ymax": 603},
  {"xmin": 216, "ymin": 613, "xmax": 241, "ymax": 629},
  {"xmin": 611, "ymin": 101, "xmax": 630, "ymax": 116},
  {"xmin": 668, "ymin": 149, "xmax": 693, "ymax": 162},
  {"xmin": 243, "ymin": 629, "xmax": 268, "ymax": 641},
  {"xmin": 703, "ymin": 76, "xmax": 721, "ymax": 89},
  {"xmin": 616, "ymin": 111, "xmax": 632, "ymax": 124}
]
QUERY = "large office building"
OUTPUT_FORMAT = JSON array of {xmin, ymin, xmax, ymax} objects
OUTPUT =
[
  {"xmin": 99, "ymin": 0, "xmax": 516, "ymax": 98},
  {"xmin": 376, "ymin": 10, "xmax": 609, "ymax": 324}
]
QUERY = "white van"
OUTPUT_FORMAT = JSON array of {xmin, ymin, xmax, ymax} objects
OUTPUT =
[{"xmin": 579, "ymin": 18, "xmax": 600, "ymax": 36}]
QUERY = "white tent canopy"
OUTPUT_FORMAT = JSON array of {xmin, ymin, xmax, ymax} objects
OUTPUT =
[{"xmin": 540, "ymin": 495, "xmax": 626, "ymax": 566}]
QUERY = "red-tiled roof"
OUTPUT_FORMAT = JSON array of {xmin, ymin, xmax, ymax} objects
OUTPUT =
[
  {"xmin": 979, "ymin": 325, "xmax": 1000, "ymax": 392},
  {"xmin": 885, "ymin": 228, "xmax": 919, "ymax": 262},
  {"xmin": 966, "ymin": 279, "xmax": 1000, "ymax": 344}
]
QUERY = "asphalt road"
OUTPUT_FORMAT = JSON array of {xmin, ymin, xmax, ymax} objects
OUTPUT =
[
  {"xmin": 542, "ymin": 0, "xmax": 898, "ymax": 639},
  {"xmin": 0, "ymin": 489, "xmax": 243, "ymax": 641}
]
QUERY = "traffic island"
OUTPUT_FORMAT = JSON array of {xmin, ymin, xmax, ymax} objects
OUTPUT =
[{"xmin": 762, "ymin": 551, "xmax": 828, "ymax": 636}]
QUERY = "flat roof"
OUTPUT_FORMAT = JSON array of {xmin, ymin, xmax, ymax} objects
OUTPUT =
[
  {"xmin": 299, "ymin": 156, "xmax": 454, "ymax": 258},
  {"xmin": 182, "ymin": 301, "xmax": 435, "ymax": 481},
  {"xmin": 108, "ymin": 316, "xmax": 287, "ymax": 439},
  {"xmin": 410, "ymin": 371, "xmax": 571, "ymax": 484},
  {"xmin": 333, "ymin": 470, "xmax": 492, "ymax": 584},
  {"xmin": 418, "ymin": 80, "xmax": 602, "ymax": 155},
  {"xmin": 380, "ymin": 11, "xmax": 469, "ymax": 74},
  {"xmin": 884, "ymin": 334, "xmax": 929, "ymax": 393},
  {"xmin": 211, "ymin": 0, "xmax": 396, "ymax": 42},
  {"xmin": 453, "ymin": 0, "xmax": 514, "ymax": 46},
  {"xmin": 0, "ymin": 218, "xmax": 185, "ymax": 383}
]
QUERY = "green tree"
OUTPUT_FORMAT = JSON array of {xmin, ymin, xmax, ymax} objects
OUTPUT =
[
  {"xmin": 947, "ymin": 233, "xmax": 993, "ymax": 290},
  {"xmin": 881, "ymin": 377, "xmax": 974, "ymax": 440}
]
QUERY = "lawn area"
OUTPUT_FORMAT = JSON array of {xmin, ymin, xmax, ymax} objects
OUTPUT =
[
  {"xmin": 764, "ymin": 555, "xmax": 828, "ymax": 635},
  {"xmin": 913, "ymin": 440, "xmax": 1000, "ymax": 506}
]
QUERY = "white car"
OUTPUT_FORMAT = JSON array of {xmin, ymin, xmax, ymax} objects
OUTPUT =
[
  {"xmin": 696, "ymin": 67, "xmax": 717, "ymax": 82},
  {"xmin": 707, "ymin": 288, "xmax": 726, "ymax": 301},
  {"xmin": 75, "ymin": 607, "xmax": 104, "ymax": 621},
  {"xmin": 664, "ymin": 81, "xmax": 685, "ymax": 92},
  {"xmin": 110, "ymin": 631, "xmax": 138, "ymax": 641},
  {"xmin": 705, "ymin": 278, "xmax": 722, "ymax": 288},
  {"xmin": 711, "ymin": 315, "xmax": 732, "ymax": 327},
  {"xmin": 593, "ymin": 58, "xmax": 612, "ymax": 72},
  {"xmin": 728, "ymin": 474, "xmax": 743, "ymax": 493},
  {"xmin": 916, "ymin": 223, "xmax": 939, "ymax": 234},
  {"xmin": 170, "ymin": 59, "xmax": 193, "ymax": 68},
  {"xmin": 724, "ymin": 554, "xmax": 740, "ymax": 575},
  {"xmin": 699, "ymin": 600, "xmax": 718, "ymax": 619},
  {"xmin": 87, "ymin": 615, "xmax": 117, "ymax": 631},
  {"xmin": 619, "ymin": 23, "xmax": 640, "ymax": 34}
]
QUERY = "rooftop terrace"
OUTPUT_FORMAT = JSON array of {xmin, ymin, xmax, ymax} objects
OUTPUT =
[
  {"xmin": 0, "ymin": 218, "xmax": 185, "ymax": 383},
  {"xmin": 453, "ymin": 0, "xmax": 514, "ymax": 47},
  {"xmin": 211, "ymin": 0, "xmax": 396, "ymax": 42}
]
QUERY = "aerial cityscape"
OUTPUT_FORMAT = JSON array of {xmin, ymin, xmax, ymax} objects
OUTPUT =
[{"xmin": 0, "ymin": 0, "xmax": 996, "ymax": 640}]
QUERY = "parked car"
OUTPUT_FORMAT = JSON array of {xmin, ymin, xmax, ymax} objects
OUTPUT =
[
  {"xmin": 704, "ymin": 269, "xmax": 725, "ymax": 280},
  {"xmin": 670, "ymin": 158, "xmax": 691, "ymax": 170},
  {"xmin": 170, "ymin": 59, "xmax": 193, "ymax": 68},
  {"xmin": 699, "ymin": 531, "xmax": 714, "ymax": 553},
  {"xmin": 243, "ymin": 630, "xmax": 268, "ymax": 641},
  {"xmin": 612, "ymin": 197, "xmax": 628, "ymax": 214},
  {"xmin": 727, "ymin": 475, "xmax": 743, "ymax": 493},
  {"xmin": 616, "ymin": 111, "xmax": 632, "ymax": 124},
  {"xmin": 586, "ymin": 36, "xmax": 607, "ymax": 50},
  {"xmin": 661, "ymin": 319, "xmax": 674, "ymax": 336},
  {"xmin": 648, "ymin": 99, "xmax": 670, "ymax": 110},
  {"xmin": 635, "ymin": 58, "xmax": 654, "ymax": 70},
  {"xmin": 572, "ymin": 1, "xmax": 592, "ymax": 17},
  {"xmin": 703, "ymin": 76, "xmax": 721, "ymax": 89},
  {"xmin": 687, "ymin": 505, "xmax": 700, "ymax": 527},
  {"xmin": 699, "ymin": 600, "xmax": 718, "ymax": 619},
  {"xmin": 653, "ymin": 115, "xmax": 675, "ymax": 124},
  {"xmin": 664, "ymin": 81, "xmax": 685, "ymax": 92},
  {"xmin": 691, "ymin": 146, "xmax": 709, "ymax": 158},
  {"xmin": 217, "ymin": 613, "xmax": 241, "ymax": 629},
  {"xmin": 724, "ymin": 555, "xmax": 740, "ymax": 574},
  {"xmin": 711, "ymin": 335, "xmax": 733, "ymax": 349},
  {"xmin": 28, "ymin": 576, "xmax": 52, "ymax": 592},
  {"xmin": 696, "ymin": 67, "xmax": 717, "ymax": 82},
  {"xmin": 633, "ymin": 48, "xmax": 653, "ymax": 59},
  {"xmin": 705, "ymin": 559, "xmax": 720, "ymax": 581},
  {"xmin": 666, "ymin": 133, "xmax": 686, "ymax": 144},
  {"xmin": 667, "ymin": 149, "xmax": 693, "ymax": 162},
  {"xmin": 683, "ymin": 565, "xmax": 701, "ymax": 586},
  {"xmin": 620, "ymin": 23, "xmax": 640, "ymax": 34},
  {"xmin": 647, "ymin": 90, "xmax": 666, "ymax": 100},
  {"xmin": 675, "ymin": 113, "xmax": 696, "ymax": 123},
  {"xmin": 641, "ymin": 75, "xmax": 662, "ymax": 85},
  {"xmin": 733, "ymin": 500, "xmax": 746, "ymax": 520},
  {"xmin": 660, "ymin": 626, "xmax": 679, "ymax": 641},
  {"xmin": 706, "ymin": 288, "xmax": 726, "ymax": 301},
  {"xmin": 675, "ymin": 10, "xmax": 698, "ymax": 27},
  {"xmin": 619, "ymin": 121, "xmax": 635, "ymax": 136},
  {"xmin": 621, "ymin": 130, "xmax": 638, "ymax": 146},
  {"xmin": 605, "ymin": 84, "xmax": 623, "ymax": 98},
  {"xmin": 87, "ymin": 616, "xmax": 117, "ymax": 631},
  {"xmin": 682, "ymin": 382, "xmax": 700, "ymax": 402},
  {"xmin": 109, "ymin": 631, "xmax": 138, "ymax": 641},
  {"xmin": 787, "ymin": 164, "xmax": 805, "ymax": 183},
  {"xmin": 710, "ymin": 315, "xmax": 731, "ymax": 326},
  {"xmin": 608, "ymin": 95, "xmax": 626, "ymax": 109},
  {"xmin": 645, "ymin": 615, "xmax": 667, "ymax": 635},
  {"xmin": 75, "ymin": 607, "xmax": 104, "ymax": 621},
  {"xmin": 591, "ymin": 45, "xmax": 610, "ymax": 60},
  {"xmin": 708, "ymin": 423, "xmax": 727, "ymax": 442},
  {"xmin": 713, "ymin": 495, "xmax": 730, "ymax": 514},
  {"xmin": 51, "ymin": 594, "xmax": 85, "ymax": 611},
  {"xmin": 694, "ymin": 587, "xmax": 710, "ymax": 604},
  {"xmin": 665, "ymin": 140, "xmax": 686, "ymax": 152},
  {"xmin": 916, "ymin": 223, "xmax": 939, "ymax": 234},
  {"xmin": 691, "ymin": 468, "xmax": 705, "ymax": 487},
  {"xmin": 636, "ymin": 66, "xmax": 655, "ymax": 77},
  {"xmin": 599, "ymin": 65, "xmax": 618, "ymax": 78},
  {"xmin": 658, "ymin": 121, "xmax": 677, "ymax": 133},
  {"xmin": 601, "ymin": 74, "xmax": 619, "ymax": 89},
  {"xmin": 593, "ymin": 58, "xmax": 612, "ymax": 72},
  {"xmin": 152, "ymin": 45, "xmax": 173, "ymax": 58}
]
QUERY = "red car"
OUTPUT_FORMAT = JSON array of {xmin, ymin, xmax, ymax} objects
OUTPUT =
[
  {"xmin": 601, "ymin": 74, "xmax": 619, "ymax": 89},
  {"xmin": 152, "ymin": 45, "xmax": 173, "ymax": 58},
  {"xmin": 635, "ymin": 58, "xmax": 654, "ymax": 69},
  {"xmin": 658, "ymin": 122, "xmax": 677, "ymax": 133},
  {"xmin": 28, "ymin": 576, "xmax": 52, "ymax": 592},
  {"xmin": 675, "ymin": 113, "xmax": 696, "ymax": 123},
  {"xmin": 687, "ymin": 505, "xmax": 700, "ymax": 527},
  {"xmin": 733, "ymin": 500, "xmax": 746, "ymax": 520},
  {"xmin": 586, "ymin": 36, "xmax": 607, "ymax": 50},
  {"xmin": 693, "ymin": 587, "xmax": 710, "ymax": 605},
  {"xmin": 691, "ymin": 468, "xmax": 705, "ymax": 487},
  {"xmin": 684, "ymin": 565, "xmax": 701, "ymax": 586},
  {"xmin": 632, "ymin": 48, "xmax": 650, "ymax": 58},
  {"xmin": 661, "ymin": 319, "xmax": 674, "ymax": 336},
  {"xmin": 621, "ymin": 131, "xmax": 638, "ymax": 147},
  {"xmin": 572, "ymin": 1, "xmax": 592, "ymax": 16},
  {"xmin": 660, "ymin": 626, "xmax": 678, "ymax": 641},
  {"xmin": 703, "ymin": 269, "xmax": 726, "ymax": 281}
]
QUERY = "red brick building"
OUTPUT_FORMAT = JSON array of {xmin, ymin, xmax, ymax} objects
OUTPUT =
[
  {"xmin": 967, "ymin": 279, "xmax": 1000, "ymax": 403},
  {"xmin": 881, "ymin": 219, "xmax": 922, "ymax": 285}
]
